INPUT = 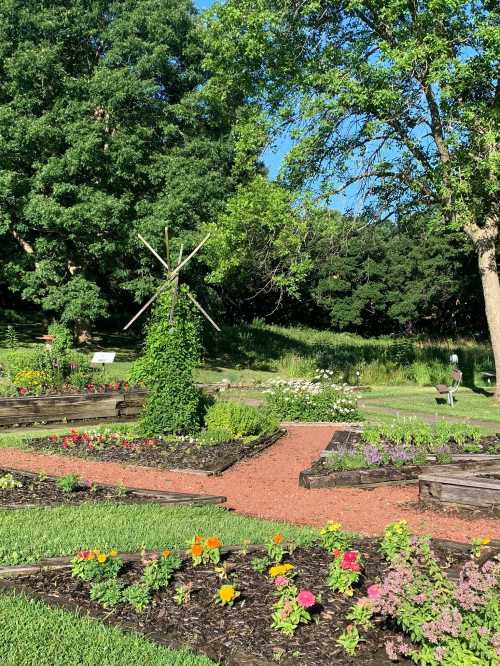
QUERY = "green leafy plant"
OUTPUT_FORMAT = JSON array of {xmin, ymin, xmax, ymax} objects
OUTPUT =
[
  {"xmin": 380, "ymin": 520, "xmax": 412, "ymax": 562},
  {"xmin": 204, "ymin": 400, "xmax": 278, "ymax": 439},
  {"xmin": 71, "ymin": 548, "xmax": 123, "ymax": 582},
  {"xmin": 131, "ymin": 287, "xmax": 204, "ymax": 436},
  {"xmin": 327, "ymin": 550, "xmax": 362, "ymax": 596},
  {"xmin": 115, "ymin": 480, "xmax": 127, "ymax": 498},
  {"xmin": 4, "ymin": 325, "xmax": 18, "ymax": 349},
  {"xmin": 89, "ymin": 579, "xmax": 124, "ymax": 609},
  {"xmin": 346, "ymin": 599, "xmax": 373, "ymax": 630},
  {"xmin": 336, "ymin": 625, "xmax": 362, "ymax": 656},
  {"xmin": 189, "ymin": 535, "xmax": 222, "ymax": 566},
  {"xmin": 271, "ymin": 583, "xmax": 316, "ymax": 636},
  {"xmin": 0, "ymin": 473, "xmax": 22, "ymax": 490},
  {"xmin": 141, "ymin": 549, "xmax": 182, "ymax": 591},
  {"xmin": 56, "ymin": 473, "xmax": 81, "ymax": 494},
  {"xmin": 319, "ymin": 521, "xmax": 352, "ymax": 553},
  {"xmin": 174, "ymin": 583, "xmax": 193, "ymax": 605},
  {"xmin": 123, "ymin": 583, "xmax": 151, "ymax": 613}
]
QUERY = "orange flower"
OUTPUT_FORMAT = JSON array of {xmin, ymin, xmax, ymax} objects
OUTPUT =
[
  {"xmin": 273, "ymin": 534, "xmax": 283, "ymax": 545},
  {"xmin": 191, "ymin": 543, "xmax": 203, "ymax": 557},
  {"xmin": 109, "ymin": 549, "xmax": 118, "ymax": 558},
  {"xmin": 194, "ymin": 535, "xmax": 204, "ymax": 544},
  {"xmin": 206, "ymin": 537, "xmax": 221, "ymax": 549},
  {"xmin": 162, "ymin": 549, "xmax": 171, "ymax": 558}
]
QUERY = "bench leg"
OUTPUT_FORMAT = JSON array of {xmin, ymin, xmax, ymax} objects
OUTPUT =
[{"xmin": 448, "ymin": 392, "xmax": 454, "ymax": 406}]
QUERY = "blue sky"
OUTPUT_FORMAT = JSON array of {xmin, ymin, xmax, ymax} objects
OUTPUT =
[{"xmin": 194, "ymin": 0, "xmax": 288, "ymax": 179}]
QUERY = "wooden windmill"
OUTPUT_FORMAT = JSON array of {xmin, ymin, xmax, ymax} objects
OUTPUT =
[{"xmin": 123, "ymin": 229, "xmax": 220, "ymax": 332}]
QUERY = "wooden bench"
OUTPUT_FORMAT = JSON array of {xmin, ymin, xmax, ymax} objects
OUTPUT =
[{"xmin": 435, "ymin": 368, "xmax": 462, "ymax": 406}]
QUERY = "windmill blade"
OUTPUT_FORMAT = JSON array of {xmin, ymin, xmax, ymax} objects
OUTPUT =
[
  {"xmin": 169, "ymin": 244, "xmax": 183, "ymax": 324},
  {"xmin": 138, "ymin": 233, "xmax": 169, "ymax": 271},
  {"xmin": 123, "ymin": 282, "xmax": 170, "ymax": 330},
  {"xmin": 187, "ymin": 292, "xmax": 221, "ymax": 332},
  {"xmin": 168, "ymin": 233, "xmax": 210, "ymax": 281}
]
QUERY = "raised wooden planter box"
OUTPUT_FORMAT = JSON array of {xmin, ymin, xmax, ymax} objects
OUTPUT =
[
  {"xmin": 419, "ymin": 465, "xmax": 500, "ymax": 509},
  {"xmin": 300, "ymin": 458, "xmax": 500, "ymax": 489},
  {"xmin": 0, "ymin": 390, "xmax": 147, "ymax": 427},
  {"xmin": 299, "ymin": 428, "xmax": 500, "ymax": 489}
]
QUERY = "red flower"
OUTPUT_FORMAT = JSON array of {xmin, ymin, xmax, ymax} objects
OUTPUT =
[
  {"xmin": 350, "ymin": 562, "xmax": 361, "ymax": 572},
  {"xmin": 343, "ymin": 551, "xmax": 357, "ymax": 563}
]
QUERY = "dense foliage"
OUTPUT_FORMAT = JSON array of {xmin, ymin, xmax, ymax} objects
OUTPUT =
[
  {"xmin": 205, "ymin": 0, "xmax": 500, "ymax": 395},
  {"xmin": 0, "ymin": 0, "xmax": 237, "ymax": 333},
  {"xmin": 131, "ymin": 286, "xmax": 204, "ymax": 436}
]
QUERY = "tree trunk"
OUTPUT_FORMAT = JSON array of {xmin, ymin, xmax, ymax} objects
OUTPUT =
[{"xmin": 468, "ymin": 220, "xmax": 500, "ymax": 401}]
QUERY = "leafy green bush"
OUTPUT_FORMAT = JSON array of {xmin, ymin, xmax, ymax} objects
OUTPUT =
[
  {"xmin": 48, "ymin": 322, "xmax": 73, "ymax": 354},
  {"xmin": 265, "ymin": 379, "xmax": 359, "ymax": 422},
  {"xmin": 131, "ymin": 286, "xmax": 204, "ymax": 436},
  {"xmin": 204, "ymin": 400, "xmax": 277, "ymax": 439},
  {"xmin": 56, "ymin": 474, "xmax": 81, "ymax": 493}
]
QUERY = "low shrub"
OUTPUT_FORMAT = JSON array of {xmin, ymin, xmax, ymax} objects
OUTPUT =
[
  {"xmin": 204, "ymin": 401, "xmax": 278, "ymax": 439},
  {"xmin": 265, "ymin": 378, "xmax": 359, "ymax": 422}
]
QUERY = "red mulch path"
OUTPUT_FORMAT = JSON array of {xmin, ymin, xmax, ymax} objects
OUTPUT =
[{"xmin": 1, "ymin": 425, "xmax": 499, "ymax": 541}]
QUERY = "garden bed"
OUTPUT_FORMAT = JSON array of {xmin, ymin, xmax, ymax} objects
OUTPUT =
[
  {"xmin": 2, "ymin": 536, "xmax": 497, "ymax": 666},
  {"xmin": 0, "ymin": 467, "xmax": 226, "ymax": 508},
  {"xmin": 25, "ymin": 429, "xmax": 285, "ymax": 475},
  {"xmin": 0, "ymin": 389, "xmax": 147, "ymax": 427},
  {"xmin": 300, "ymin": 427, "xmax": 500, "ymax": 489}
]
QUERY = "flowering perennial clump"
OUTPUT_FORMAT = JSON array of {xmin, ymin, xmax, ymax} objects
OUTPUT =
[
  {"xmin": 271, "ymin": 580, "xmax": 316, "ymax": 636},
  {"xmin": 264, "ymin": 375, "xmax": 359, "ymax": 422},
  {"xmin": 328, "ymin": 550, "xmax": 363, "ymax": 596},
  {"xmin": 216, "ymin": 584, "xmax": 240, "ymax": 607},
  {"xmin": 71, "ymin": 548, "xmax": 123, "ymax": 582},
  {"xmin": 189, "ymin": 535, "xmax": 221, "ymax": 566}
]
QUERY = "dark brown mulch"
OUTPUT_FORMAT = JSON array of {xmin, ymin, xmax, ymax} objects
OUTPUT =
[
  {"xmin": 402, "ymin": 499, "xmax": 500, "ymax": 520},
  {"xmin": 0, "ymin": 468, "xmax": 150, "ymax": 507},
  {"xmin": 26, "ymin": 431, "xmax": 284, "ymax": 473},
  {"xmin": 5, "ymin": 540, "xmax": 486, "ymax": 666}
]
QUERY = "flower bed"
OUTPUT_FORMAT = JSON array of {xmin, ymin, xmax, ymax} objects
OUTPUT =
[
  {"xmin": 264, "ymin": 374, "xmax": 360, "ymax": 422},
  {"xmin": 1, "ymin": 523, "xmax": 498, "ymax": 665},
  {"xmin": 26, "ymin": 428, "xmax": 285, "ymax": 474},
  {"xmin": 300, "ymin": 423, "xmax": 500, "ymax": 489},
  {"xmin": 0, "ymin": 468, "xmax": 226, "ymax": 508}
]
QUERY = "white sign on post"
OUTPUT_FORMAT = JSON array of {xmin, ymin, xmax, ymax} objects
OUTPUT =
[{"xmin": 91, "ymin": 352, "xmax": 116, "ymax": 364}]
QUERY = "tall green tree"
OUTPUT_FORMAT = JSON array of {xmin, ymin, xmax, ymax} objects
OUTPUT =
[
  {"xmin": 0, "ymin": 0, "xmax": 235, "ymax": 336},
  {"xmin": 206, "ymin": 0, "xmax": 500, "ymax": 397}
]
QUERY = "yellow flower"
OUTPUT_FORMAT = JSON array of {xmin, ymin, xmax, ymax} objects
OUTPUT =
[
  {"xmin": 109, "ymin": 549, "xmax": 118, "ymax": 558},
  {"xmin": 268, "ymin": 563, "xmax": 294, "ymax": 577},
  {"xmin": 97, "ymin": 553, "xmax": 107, "ymax": 564},
  {"xmin": 327, "ymin": 521, "xmax": 341, "ymax": 532},
  {"xmin": 481, "ymin": 537, "xmax": 490, "ymax": 545},
  {"xmin": 218, "ymin": 585, "xmax": 236, "ymax": 603}
]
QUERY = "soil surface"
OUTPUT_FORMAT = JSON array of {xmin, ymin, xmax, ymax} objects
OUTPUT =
[
  {"xmin": 6, "ymin": 539, "xmax": 482, "ymax": 666},
  {"xmin": 26, "ymin": 431, "xmax": 283, "ymax": 473},
  {"xmin": 1, "ymin": 425, "xmax": 500, "ymax": 540},
  {"xmin": 0, "ymin": 468, "xmax": 154, "ymax": 507}
]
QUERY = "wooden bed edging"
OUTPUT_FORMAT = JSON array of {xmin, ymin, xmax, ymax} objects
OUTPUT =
[
  {"xmin": 419, "ymin": 465, "xmax": 500, "ymax": 509},
  {"xmin": 0, "ymin": 465, "xmax": 226, "ymax": 510}
]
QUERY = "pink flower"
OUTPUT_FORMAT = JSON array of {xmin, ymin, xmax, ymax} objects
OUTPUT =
[
  {"xmin": 367, "ymin": 584, "xmax": 381, "ymax": 599},
  {"xmin": 297, "ymin": 590, "xmax": 316, "ymax": 609},
  {"xmin": 275, "ymin": 576, "xmax": 288, "ymax": 587},
  {"xmin": 79, "ymin": 550, "xmax": 90, "ymax": 559},
  {"xmin": 343, "ymin": 550, "xmax": 357, "ymax": 563}
]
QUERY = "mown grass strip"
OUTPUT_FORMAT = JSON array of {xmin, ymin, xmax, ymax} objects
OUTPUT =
[
  {"xmin": 0, "ymin": 504, "xmax": 316, "ymax": 566},
  {"xmin": 0, "ymin": 591, "xmax": 216, "ymax": 666}
]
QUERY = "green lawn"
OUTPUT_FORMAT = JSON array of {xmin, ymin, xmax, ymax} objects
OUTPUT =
[
  {"xmin": 0, "ymin": 593, "xmax": 216, "ymax": 666},
  {"xmin": 361, "ymin": 385, "xmax": 500, "ymax": 425},
  {"xmin": 0, "ymin": 504, "xmax": 316, "ymax": 665},
  {"xmin": 0, "ymin": 504, "xmax": 315, "ymax": 566}
]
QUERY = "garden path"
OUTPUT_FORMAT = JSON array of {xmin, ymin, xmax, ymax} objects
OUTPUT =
[{"xmin": 1, "ymin": 425, "xmax": 499, "ymax": 541}]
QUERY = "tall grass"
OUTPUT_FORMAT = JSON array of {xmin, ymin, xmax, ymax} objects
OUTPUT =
[{"xmin": 205, "ymin": 322, "xmax": 493, "ymax": 387}]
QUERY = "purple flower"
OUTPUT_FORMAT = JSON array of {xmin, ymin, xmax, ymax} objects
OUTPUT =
[
  {"xmin": 435, "ymin": 646, "xmax": 445, "ymax": 662},
  {"xmin": 362, "ymin": 444, "xmax": 382, "ymax": 466}
]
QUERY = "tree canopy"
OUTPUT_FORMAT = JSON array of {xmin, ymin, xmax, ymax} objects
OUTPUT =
[
  {"xmin": 0, "ymin": 0, "xmax": 236, "ymax": 331},
  {"xmin": 205, "ymin": 0, "xmax": 500, "ymax": 395}
]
